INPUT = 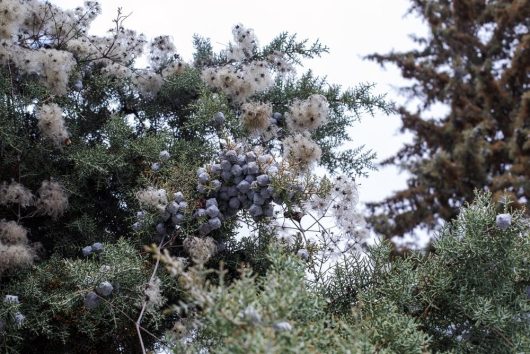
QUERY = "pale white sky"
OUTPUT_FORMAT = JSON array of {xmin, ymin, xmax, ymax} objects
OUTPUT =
[{"xmin": 53, "ymin": 0, "xmax": 429, "ymax": 205}]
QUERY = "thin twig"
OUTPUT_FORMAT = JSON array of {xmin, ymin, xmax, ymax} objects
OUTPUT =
[{"xmin": 136, "ymin": 235, "xmax": 166, "ymax": 354}]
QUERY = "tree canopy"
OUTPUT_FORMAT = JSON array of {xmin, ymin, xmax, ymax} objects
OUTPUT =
[
  {"xmin": 0, "ymin": 1, "xmax": 528, "ymax": 353},
  {"xmin": 367, "ymin": 0, "xmax": 530, "ymax": 238}
]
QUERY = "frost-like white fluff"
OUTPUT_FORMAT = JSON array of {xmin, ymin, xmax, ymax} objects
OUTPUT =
[
  {"xmin": 0, "ymin": 220, "xmax": 28, "ymax": 245},
  {"xmin": 144, "ymin": 276, "xmax": 164, "ymax": 311},
  {"xmin": 283, "ymin": 132, "xmax": 322, "ymax": 169},
  {"xmin": 101, "ymin": 62, "xmax": 133, "ymax": 79},
  {"xmin": 133, "ymin": 70, "xmax": 164, "ymax": 97},
  {"xmin": 149, "ymin": 35, "xmax": 176, "ymax": 71},
  {"xmin": 240, "ymin": 102, "xmax": 273, "ymax": 135},
  {"xmin": 161, "ymin": 60, "xmax": 186, "ymax": 78},
  {"xmin": 182, "ymin": 236, "xmax": 216, "ymax": 263},
  {"xmin": 224, "ymin": 23, "xmax": 258, "ymax": 61},
  {"xmin": 285, "ymin": 94, "xmax": 329, "ymax": 132},
  {"xmin": 36, "ymin": 180, "xmax": 69, "ymax": 219},
  {"xmin": 0, "ymin": 243, "xmax": 34, "ymax": 276},
  {"xmin": 0, "ymin": 181, "xmax": 34, "ymax": 207},
  {"xmin": 36, "ymin": 103, "xmax": 69, "ymax": 146},
  {"xmin": 136, "ymin": 187, "xmax": 168, "ymax": 210},
  {"xmin": 39, "ymin": 49, "xmax": 77, "ymax": 96},
  {"xmin": 201, "ymin": 61, "xmax": 272, "ymax": 103}
]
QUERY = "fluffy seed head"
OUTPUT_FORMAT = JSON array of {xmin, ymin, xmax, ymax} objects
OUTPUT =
[
  {"xmin": 0, "ymin": 243, "xmax": 34, "ymax": 276},
  {"xmin": 36, "ymin": 103, "xmax": 69, "ymax": 147},
  {"xmin": 36, "ymin": 180, "xmax": 68, "ymax": 219},
  {"xmin": 144, "ymin": 276, "xmax": 164, "ymax": 311},
  {"xmin": 283, "ymin": 132, "xmax": 322, "ymax": 169},
  {"xmin": 0, "ymin": 181, "xmax": 34, "ymax": 207},
  {"xmin": 285, "ymin": 94, "xmax": 329, "ymax": 132},
  {"xmin": 240, "ymin": 102, "xmax": 273, "ymax": 135},
  {"xmin": 136, "ymin": 187, "xmax": 168, "ymax": 210},
  {"xmin": 182, "ymin": 236, "xmax": 216, "ymax": 263},
  {"xmin": 0, "ymin": 220, "xmax": 28, "ymax": 245}
]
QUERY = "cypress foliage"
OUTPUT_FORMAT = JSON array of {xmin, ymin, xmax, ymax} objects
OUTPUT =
[
  {"xmin": 0, "ymin": 1, "xmax": 528, "ymax": 353},
  {"xmin": 0, "ymin": 1, "xmax": 384, "ymax": 352}
]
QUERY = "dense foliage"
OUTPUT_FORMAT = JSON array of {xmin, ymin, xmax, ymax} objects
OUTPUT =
[
  {"xmin": 0, "ymin": 0, "xmax": 384, "ymax": 352},
  {"xmin": 367, "ymin": 0, "xmax": 530, "ymax": 238},
  {"xmin": 0, "ymin": 1, "xmax": 528, "ymax": 353}
]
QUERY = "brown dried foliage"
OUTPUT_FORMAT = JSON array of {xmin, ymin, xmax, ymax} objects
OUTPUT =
[{"xmin": 367, "ymin": 0, "xmax": 530, "ymax": 238}]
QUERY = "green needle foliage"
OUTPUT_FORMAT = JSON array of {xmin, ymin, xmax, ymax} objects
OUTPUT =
[
  {"xmin": 164, "ymin": 191, "xmax": 528, "ymax": 353},
  {"xmin": 0, "ymin": 0, "xmax": 386, "ymax": 352},
  {"xmin": 0, "ymin": 1, "xmax": 528, "ymax": 353}
]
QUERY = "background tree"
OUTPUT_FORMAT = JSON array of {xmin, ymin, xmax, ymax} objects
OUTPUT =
[{"xmin": 367, "ymin": 0, "xmax": 530, "ymax": 238}]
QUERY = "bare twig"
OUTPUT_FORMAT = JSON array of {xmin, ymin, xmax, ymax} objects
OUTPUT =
[{"xmin": 136, "ymin": 235, "xmax": 166, "ymax": 354}]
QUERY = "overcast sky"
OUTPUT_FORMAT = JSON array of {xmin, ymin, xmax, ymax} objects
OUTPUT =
[{"xmin": 52, "ymin": 0, "xmax": 429, "ymax": 205}]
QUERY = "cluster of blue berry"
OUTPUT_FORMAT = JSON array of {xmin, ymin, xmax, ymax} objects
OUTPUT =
[
  {"xmin": 193, "ymin": 147, "xmax": 280, "ymax": 235},
  {"xmin": 153, "ymin": 192, "xmax": 189, "ymax": 236},
  {"xmin": 84, "ymin": 281, "xmax": 114, "ymax": 310},
  {"xmin": 81, "ymin": 242, "xmax": 104, "ymax": 257}
]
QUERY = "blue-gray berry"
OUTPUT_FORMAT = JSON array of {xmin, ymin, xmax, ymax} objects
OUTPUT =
[
  {"xmin": 206, "ymin": 205, "xmax": 220, "ymax": 218},
  {"xmin": 96, "ymin": 281, "xmax": 113, "ymax": 297},
  {"xmin": 253, "ymin": 194, "xmax": 265, "ymax": 205},
  {"xmin": 225, "ymin": 150, "xmax": 237, "ymax": 163},
  {"xmin": 206, "ymin": 198, "xmax": 218, "ymax": 208},
  {"xmin": 84, "ymin": 291, "xmax": 100, "ymax": 310},
  {"xmin": 174, "ymin": 192, "xmax": 185, "ymax": 203},
  {"xmin": 82, "ymin": 246, "xmax": 93, "ymax": 257},
  {"xmin": 237, "ymin": 180, "xmax": 250, "ymax": 193},
  {"xmin": 210, "ymin": 164, "xmax": 222, "ymax": 174},
  {"xmin": 231, "ymin": 164, "xmax": 243, "ymax": 176},
  {"xmin": 194, "ymin": 208, "xmax": 206, "ymax": 218},
  {"xmin": 297, "ymin": 248, "xmax": 309, "ymax": 260},
  {"xmin": 256, "ymin": 174, "xmax": 270, "ymax": 186},
  {"xmin": 14, "ymin": 312, "xmax": 25, "ymax": 326},
  {"xmin": 229, "ymin": 197, "xmax": 241, "ymax": 209},
  {"xmin": 496, "ymin": 213, "xmax": 512, "ymax": 230},
  {"xmin": 151, "ymin": 162, "xmax": 161, "ymax": 172},
  {"xmin": 247, "ymin": 162, "xmax": 259, "ymax": 174},
  {"xmin": 211, "ymin": 179, "xmax": 222, "ymax": 191},
  {"xmin": 132, "ymin": 221, "xmax": 143, "ymax": 232},
  {"xmin": 208, "ymin": 217, "xmax": 222, "ymax": 230},
  {"xmin": 172, "ymin": 213, "xmax": 185, "ymax": 224},
  {"xmin": 237, "ymin": 154, "xmax": 246, "ymax": 165},
  {"xmin": 197, "ymin": 184, "xmax": 206, "ymax": 194},
  {"xmin": 246, "ymin": 151, "xmax": 257, "ymax": 161},
  {"xmin": 221, "ymin": 159, "xmax": 232, "ymax": 171},
  {"xmin": 156, "ymin": 223, "xmax": 166, "ymax": 235},
  {"xmin": 199, "ymin": 223, "xmax": 212, "ymax": 236},
  {"xmin": 221, "ymin": 171, "xmax": 232, "ymax": 181},
  {"xmin": 92, "ymin": 242, "xmax": 104, "ymax": 253},
  {"xmin": 167, "ymin": 201, "xmax": 179, "ymax": 214},
  {"xmin": 213, "ymin": 112, "xmax": 225, "ymax": 128},
  {"xmin": 249, "ymin": 204, "xmax": 263, "ymax": 217},
  {"xmin": 198, "ymin": 172, "xmax": 210, "ymax": 184}
]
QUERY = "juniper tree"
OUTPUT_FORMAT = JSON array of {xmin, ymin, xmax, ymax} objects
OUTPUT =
[
  {"xmin": 367, "ymin": 0, "xmax": 530, "ymax": 238},
  {"xmin": 0, "ymin": 0, "xmax": 387, "ymax": 352},
  {"xmin": 157, "ymin": 191, "xmax": 529, "ymax": 353}
]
